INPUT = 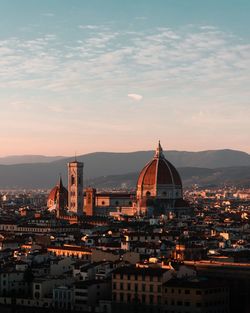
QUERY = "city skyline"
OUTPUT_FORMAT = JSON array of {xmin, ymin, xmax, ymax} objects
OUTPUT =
[{"xmin": 1, "ymin": 0, "xmax": 250, "ymax": 156}]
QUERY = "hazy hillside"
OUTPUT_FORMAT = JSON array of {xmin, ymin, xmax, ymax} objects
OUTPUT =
[
  {"xmin": 0, "ymin": 149, "xmax": 250, "ymax": 188},
  {"xmin": 53, "ymin": 149, "xmax": 250, "ymax": 177},
  {"xmin": 0, "ymin": 155, "xmax": 65, "ymax": 165},
  {"xmin": 87, "ymin": 167, "xmax": 250, "ymax": 189}
]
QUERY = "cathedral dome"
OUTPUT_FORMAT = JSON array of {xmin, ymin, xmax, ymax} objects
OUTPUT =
[
  {"xmin": 137, "ymin": 142, "xmax": 182, "ymax": 200},
  {"xmin": 47, "ymin": 177, "xmax": 68, "ymax": 210}
]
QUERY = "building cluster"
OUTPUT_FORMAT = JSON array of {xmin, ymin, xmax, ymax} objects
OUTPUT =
[
  {"xmin": 0, "ymin": 190, "xmax": 47, "ymax": 209},
  {"xmin": 46, "ymin": 142, "xmax": 191, "ymax": 218},
  {"xmin": 0, "ymin": 143, "xmax": 249, "ymax": 312}
]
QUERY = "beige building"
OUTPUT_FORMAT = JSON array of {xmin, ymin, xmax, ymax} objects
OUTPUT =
[
  {"xmin": 47, "ymin": 245, "xmax": 91, "ymax": 260},
  {"xmin": 163, "ymin": 278, "xmax": 229, "ymax": 313},
  {"xmin": 112, "ymin": 266, "xmax": 173, "ymax": 312}
]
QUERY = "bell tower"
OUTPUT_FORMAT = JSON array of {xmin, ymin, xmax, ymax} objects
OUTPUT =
[{"xmin": 68, "ymin": 160, "xmax": 84, "ymax": 215}]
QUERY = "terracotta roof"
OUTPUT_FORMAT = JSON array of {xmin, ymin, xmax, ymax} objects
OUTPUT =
[
  {"xmin": 113, "ymin": 265, "xmax": 169, "ymax": 276},
  {"xmin": 137, "ymin": 143, "xmax": 182, "ymax": 188},
  {"xmin": 48, "ymin": 178, "xmax": 68, "ymax": 202}
]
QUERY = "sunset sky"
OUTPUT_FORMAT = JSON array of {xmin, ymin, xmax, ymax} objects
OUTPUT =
[{"xmin": 1, "ymin": 0, "xmax": 250, "ymax": 156}]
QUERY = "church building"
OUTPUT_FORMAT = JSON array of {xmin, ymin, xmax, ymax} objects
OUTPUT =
[
  {"xmin": 136, "ymin": 141, "xmax": 190, "ymax": 216},
  {"xmin": 47, "ymin": 142, "xmax": 191, "ymax": 218}
]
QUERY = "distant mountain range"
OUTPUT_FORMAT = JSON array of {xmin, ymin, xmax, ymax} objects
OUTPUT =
[
  {"xmin": 0, "ymin": 149, "xmax": 250, "ymax": 189},
  {"xmin": 0, "ymin": 155, "xmax": 65, "ymax": 165},
  {"xmin": 87, "ymin": 166, "xmax": 250, "ymax": 189}
]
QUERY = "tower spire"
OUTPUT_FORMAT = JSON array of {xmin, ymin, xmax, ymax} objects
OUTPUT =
[
  {"xmin": 154, "ymin": 140, "xmax": 164, "ymax": 158},
  {"xmin": 58, "ymin": 174, "xmax": 63, "ymax": 189}
]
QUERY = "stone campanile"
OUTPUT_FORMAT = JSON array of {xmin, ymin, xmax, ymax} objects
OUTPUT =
[{"xmin": 68, "ymin": 160, "xmax": 84, "ymax": 215}]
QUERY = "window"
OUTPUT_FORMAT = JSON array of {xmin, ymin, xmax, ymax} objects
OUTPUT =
[
  {"xmin": 34, "ymin": 292, "xmax": 40, "ymax": 299},
  {"xmin": 120, "ymin": 293, "xmax": 124, "ymax": 302},
  {"xmin": 142, "ymin": 284, "xmax": 146, "ymax": 292},
  {"xmin": 135, "ymin": 284, "xmax": 138, "ymax": 293},
  {"xmin": 150, "ymin": 285, "xmax": 154, "ymax": 292},
  {"xmin": 158, "ymin": 286, "xmax": 161, "ymax": 293},
  {"xmin": 87, "ymin": 194, "xmax": 91, "ymax": 204},
  {"xmin": 120, "ymin": 283, "xmax": 123, "ymax": 290},
  {"xmin": 185, "ymin": 290, "xmax": 190, "ymax": 294},
  {"xmin": 146, "ymin": 191, "xmax": 151, "ymax": 197},
  {"xmin": 127, "ymin": 283, "xmax": 131, "ymax": 291},
  {"xmin": 113, "ymin": 283, "xmax": 116, "ymax": 290},
  {"xmin": 196, "ymin": 290, "xmax": 202, "ymax": 295},
  {"xmin": 150, "ymin": 295, "xmax": 154, "ymax": 304}
]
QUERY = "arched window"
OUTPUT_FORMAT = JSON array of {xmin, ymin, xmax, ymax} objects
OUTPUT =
[
  {"xmin": 146, "ymin": 191, "xmax": 151, "ymax": 197},
  {"xmin": 71, "ymin": 175, "xmax": 75, "ymax": 185},
  {"xmin": 87, "ymin": 194, "xmax": 91, "ymax": 204}
]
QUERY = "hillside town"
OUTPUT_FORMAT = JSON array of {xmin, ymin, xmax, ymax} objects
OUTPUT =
[{"xmin": 0, "ymin": 143, "xmax": 249, "ymax": 313}]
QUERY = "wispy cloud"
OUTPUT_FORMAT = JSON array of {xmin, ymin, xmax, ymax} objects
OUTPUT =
[
  {"xmin": 78, "ymin": 24, "xmax": 99, "ymax": 30},
  {"xmin": 128, "ymin": 93, "xmax": 143, "ymax": 101},
  {"xmin": 0, "ymin": 24, "xmax": 250, "ymax": 106},
  {"xmin": 42, "ymin": 13, "xmax": 55, "ymax": 17}
]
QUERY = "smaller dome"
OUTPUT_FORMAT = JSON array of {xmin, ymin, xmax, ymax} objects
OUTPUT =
[{"xmin": 47, "ymin": 177, "xmax": 68, "ymax": 209}]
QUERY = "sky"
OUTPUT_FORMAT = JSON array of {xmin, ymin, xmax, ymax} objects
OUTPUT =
[{"xmin": 0, "ymin": 0, "xmax": 250, "ymax": 156}]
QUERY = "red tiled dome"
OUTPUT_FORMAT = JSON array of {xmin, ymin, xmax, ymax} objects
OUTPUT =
[
  {"xmin": 137, "ymin": 142, "xmax": 182, "ymax": 188},
  {"xmin": 48, "ymin": 177, "xmax": 68, "ymax": 204}
]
